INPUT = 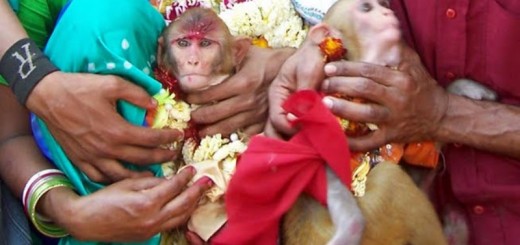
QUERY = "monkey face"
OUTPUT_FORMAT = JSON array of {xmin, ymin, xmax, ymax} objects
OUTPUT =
[
  {"xmin": 170, "ymin": 36, "xmax": 225, "ymax": 92},
  {"xmin": 350, "ymin": 0, "xmax": 400, "ymax": 44}
]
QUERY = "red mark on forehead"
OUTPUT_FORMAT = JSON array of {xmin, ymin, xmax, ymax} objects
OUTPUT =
[{"xmin": 180, "ymin": 13, "xmax": 217, "ymax": 37}]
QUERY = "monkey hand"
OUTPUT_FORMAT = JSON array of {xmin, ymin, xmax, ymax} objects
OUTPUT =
[
  {"xmin": 186, "ymin": 46, "xmax": 294, "ymax": 137},
  {"xmin": 320, "ymin": 45, "xmax": 449, "ymax": 152},
  {"xmin": 26, "ymin": 71, "xmax": 183, "ymax": 183}
]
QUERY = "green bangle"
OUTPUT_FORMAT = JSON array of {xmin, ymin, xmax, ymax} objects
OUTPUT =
[{"xmin": 27, "ymin": 175, "xmax": 75, "ymax": 238}]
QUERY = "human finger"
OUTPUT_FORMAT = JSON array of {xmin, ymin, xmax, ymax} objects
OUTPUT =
[
  {"xmin": 147, "ymin": 167, "xmax": 196, "ymax": 204},
  {"xmin": 190, "ymin": 95, "xmax": 259, "ymax": 125},
  {"xmin": 197, "ymin": 109, "xmax": 266, "ymax": 137},
  {"xmin": 347, "ymin": 130, "xmax": 387, "ymax": 152},
  {"xmin": 268, "ymin": 76, "xmax": 298, "ymax": 136},
  {"xmin": 113, "ymin": 145, "xmax": 177, "ymax": 165},
  {"xmin": 322, "ymin": 76, "xmax": 390, "ymax": 105},
  {"xmin": 75, "ymin": 160, "xmax": 111, "ymax": 183},
  {"xmin": 105, "ymin": 75, "xmax": 157, "ymax": 110},
  {"xmin": 119, "ymin": 125, "xmax": 183, "ymax": 149},
  {"xmin": 161, "ymin": 177, "xmax": 211, "ymax": 218},
  {"xmin": 322, "ymin": 96, "xmax": 390, "ymax": 124},
  {"xmin": 325, "ymin": 61, "xmax": 402, "ymax": 88},
  {"xmin": 185, "ymin": 77, "xmax": 240, "ymax": 104},
  {"xmin": 90, "ymin": 158, "xmax": 154, "ymax": 183},
  {"xmin": 243, "ymin": 122, "xmax": 265, "ymax": 136}
]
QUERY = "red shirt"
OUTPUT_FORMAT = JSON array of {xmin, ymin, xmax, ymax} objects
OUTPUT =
[{"xmin": 391, "ymin": 1, "xmax": 520, "ymax": 244}]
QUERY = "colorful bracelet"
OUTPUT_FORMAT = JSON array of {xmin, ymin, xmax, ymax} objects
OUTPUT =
[
  {"xmin": 23, "ymin": 169, "xmax": 75, "ymax": 238},
  {"xmin": 22, "ymin": 169, "xmax": 64, "ymax": 213},
  {"xmin": 0, "ymin": 38, "xmax": 59, "ymax": 105}
]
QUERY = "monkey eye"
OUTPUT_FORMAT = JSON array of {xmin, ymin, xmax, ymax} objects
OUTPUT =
[
  {"xmin": 176, "ymin": 39, "xmax": 191, "ymax": 47},
  {"xmin": 378, "ymin": 0, "xmax": 390, "ymax": 8},
  {"xmin": 199, "ymin": 39, "xmax": 213, "ymax": 47},
  {"xmin": 359, "ymin": 2, "xmax": 373, "ymax": 12}
]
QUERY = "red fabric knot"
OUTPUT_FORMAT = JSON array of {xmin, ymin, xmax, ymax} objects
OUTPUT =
[{"xmin": 212, "ymin": 90, "xmax": 352, "ymax": 245}]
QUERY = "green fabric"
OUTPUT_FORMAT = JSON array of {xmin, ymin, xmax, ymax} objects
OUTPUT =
[
  {"xmin": 34, "ymin": 0, "xmax": 165, "ymax": 244},
  {"xmin": 0, "ymin": 0, "xmax": 67, "ymax": 86}
]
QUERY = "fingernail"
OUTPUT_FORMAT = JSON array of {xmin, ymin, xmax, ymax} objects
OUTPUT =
[
  {"xmin": 185, "ymin": 166, "xmax": 196, "ymax": 175},
  {"xmin": 196, "ymin": 176, "xmax": 214, "ymax": 187},
  {"xmin": 149, "ymin": 98, "xmax": 157, "ymax": 107},
  {"xmin": 287, "ymin": 113, "xmax": 297, "ymax": 121},
  {"xmin": 324, "ymin": 64, "xmax": 337, "ymax": 75},
  {"xmin": 322, "ymin": 97, "xmax": 334, "ymax": 109}
]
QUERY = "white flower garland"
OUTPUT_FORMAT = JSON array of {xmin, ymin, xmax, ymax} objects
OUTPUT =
[{"xmin": 218, "ymin": 0, "xmax": 308, "ymax": 48}]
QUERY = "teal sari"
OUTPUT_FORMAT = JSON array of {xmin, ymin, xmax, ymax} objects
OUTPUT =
[{"xmin": 32, "ymin": 0, "xmax": 166, "ymax": 244}]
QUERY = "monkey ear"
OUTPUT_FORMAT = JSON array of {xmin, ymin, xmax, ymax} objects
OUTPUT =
[
  {"xmin": 156, "ymin": 36, "xmax": 165, "ymax": 67},
  {"xmin": 232, "ymin": 36, "xmax": 252, "ymax": 66},
  {"xmin": 308, "ymin": 23, "xmax": 334, "ymax": 45}
]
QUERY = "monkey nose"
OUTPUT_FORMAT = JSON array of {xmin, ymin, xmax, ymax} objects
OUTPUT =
[{"xmin": 187, "ymin": 60, "xmax": 200, "ymax": 66}]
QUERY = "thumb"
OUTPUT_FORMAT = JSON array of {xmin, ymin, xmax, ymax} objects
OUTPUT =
[{"xmin": 110, "ymin": 76, "xmax": 157, "ymax": 110}]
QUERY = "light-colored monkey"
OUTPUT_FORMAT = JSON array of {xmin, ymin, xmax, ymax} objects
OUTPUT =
[{"xmin": 281, "ymin": 1, "xmax": 447, "ymax": 244}]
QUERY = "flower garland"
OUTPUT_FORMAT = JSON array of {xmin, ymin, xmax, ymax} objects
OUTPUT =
[{"xmin": 218, "ymin": 0, "xmax": 308, "ymax": 48}]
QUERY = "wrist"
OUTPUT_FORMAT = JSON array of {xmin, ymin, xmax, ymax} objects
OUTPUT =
[
  {"xmin": 25, "ymin": 71, "xmax": 62, "ymax": 116},
  {"xmin": 0, "ymin": 38, "xmax": 59, "ymax": 105},
  {"xmin": 38, "ymin": 185, "xmax": 79, "ymax": 229}
]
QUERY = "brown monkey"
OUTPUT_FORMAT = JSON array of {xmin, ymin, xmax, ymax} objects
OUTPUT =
[
  {"xmin": 157, "ymin": 7, "xmax": 251, "ymax": 93},
  {"xmin": 281, "ymin": 1, "xmax": 448, "ymax": 244},
  {"xmin": 152, "ymin": 7, "xmax": 252, "ymax": 244}
]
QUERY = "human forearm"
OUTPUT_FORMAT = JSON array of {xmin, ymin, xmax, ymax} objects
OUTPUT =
[
  {"xmin": 436, "ymin": 93, "xmax": 520, "ymax": 159},
  {"xmin": 0, "ymin": 0, "xmax": 28, "ymax": 56}
]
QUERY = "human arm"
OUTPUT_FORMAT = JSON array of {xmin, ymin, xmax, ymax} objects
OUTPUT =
[
  {"xmin": 0, "ymin": 85, "xmax": 210, "ymax": 242},
  {"xmin": 186, "ymin": 46, "xmax": 295, "ymax": 137},
  {"xmin": 321, "ymin": 46, "xmax": 520, "ymax": 159},
  {"xmin": 0, "ymin": 0, "xmax": 182, "ymax": 183}
]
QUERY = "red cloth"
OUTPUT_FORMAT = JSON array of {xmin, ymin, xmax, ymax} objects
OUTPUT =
[
  {"xmin": 391, "ymin": 1, "xmax": 520, "ymax": 244},
  {"xmin": 212, "ymin": 90, "xmax": 351, "ymax": 245}
]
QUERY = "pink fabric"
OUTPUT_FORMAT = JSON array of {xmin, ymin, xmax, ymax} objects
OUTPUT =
[
  {"xmin": 391, "ymin": 1, "xmax": 520, "ymax": 244},
  {"xmin": 212, "ymin": 90, "xmax": 351, "ymax": 245}
]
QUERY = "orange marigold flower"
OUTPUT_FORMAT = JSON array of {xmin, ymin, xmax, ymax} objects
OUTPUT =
[{"xmin": 319, "ymin": 37, "xmax": 347, "ymax": 62}]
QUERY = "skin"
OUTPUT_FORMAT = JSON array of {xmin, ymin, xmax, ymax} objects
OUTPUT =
[
  {"xmin": 159, "ymin": 7, "xmax": 295, "ymax": 137},
  {"xmin": 320, "ymin": 0, "xmax": 520, "ymax": 159},
  {"xmin": 0, "ymin": 0, "xmax": 181, "ymax": 183},
  {"xmin": 0, "ymin": 85, "xmax": 211, "ymax": 242},
  {"xmin": 271, "ymin": 0, "xmax": 446, "ymax": 244}
]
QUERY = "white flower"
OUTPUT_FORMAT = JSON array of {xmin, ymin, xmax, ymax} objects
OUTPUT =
[{"xmin": 219, "ymin": 0, "xmax": 308, "ymax": 48}]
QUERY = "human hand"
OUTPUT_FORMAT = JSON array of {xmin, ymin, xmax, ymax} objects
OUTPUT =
[
  {"xmin": 186, "ymin": 46, "xmax": 294, "ymax": 137},
  {"xmin": 321, "ymin": 46, "xmax": 449, "ymax": 151},
  {"xmin": 267, "ymin": 35, "xmax": 327, "ymax": 137},
  {"xmin": 26, "ymin": 71, "xmax": 183, "ymax": 183},
  {"xmin": 42, "ymin": 168, "xmax": 211, "ymax": 242}
]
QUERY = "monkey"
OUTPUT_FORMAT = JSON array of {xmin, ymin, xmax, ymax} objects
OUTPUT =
[
  {"xmin": 281, "ymin": 1, "xmax": 449, "ymax": 244},
  {"xmin": 157, "ymin": 7, "xmax": 251, "ymax": 93},
  {"xmin": 150, "ymin": 7, "xmax": 253, "ymax": 245}
]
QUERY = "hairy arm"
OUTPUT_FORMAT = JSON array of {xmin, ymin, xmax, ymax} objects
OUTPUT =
[
  {"xmin": 436, "ymin": 94, "xmax": 520, "ymax": 159},
  {"xmin": 323, "ymin": 46, "xmax": 520, "ymax": 159}
]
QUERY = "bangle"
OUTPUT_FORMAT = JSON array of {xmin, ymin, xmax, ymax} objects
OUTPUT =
[
  {"xmin": 22, "ymin": 169, "xmax": 64, "ymax": 213},
  {"xmin": 0, "ymin": 38, "xmax": 59, "ymax": 105},
  {"xmin": 23, "ymin": 170, "xmax": 75, "ymax": 238}
]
